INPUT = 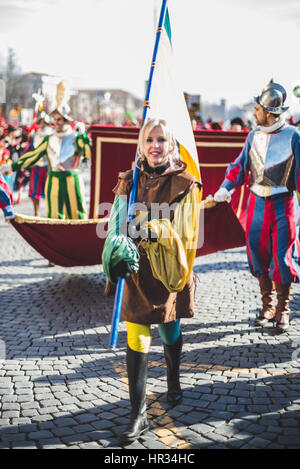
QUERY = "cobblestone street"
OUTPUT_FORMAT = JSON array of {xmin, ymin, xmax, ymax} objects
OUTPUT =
[{"xmin": 1, "ymin": 190, "xmax": 300, "ymax": 450}]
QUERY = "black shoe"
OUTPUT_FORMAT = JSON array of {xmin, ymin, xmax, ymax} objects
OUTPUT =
[
  {"xmin": 163, "ymin": 333, "xmax": 183, "ymax": 407},
  {"xmin": 120, "ymin": 412, "xmax": 149, "ymax": 445},
  {"xmin": 167, "ymin": 389, "xmax": 183, "ymax": 406},
  {"xmin": 120, "ymin": 346, "xmax": 148, "ymax": 444}
]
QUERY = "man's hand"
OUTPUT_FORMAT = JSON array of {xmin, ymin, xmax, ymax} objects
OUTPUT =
[
  {"xmin": 76, "ymin": 121, "xmax": 86, "ymax": 134},
  {"xmin": 214, "ymin": 187, "xmax": 231, "ymax": 203}
]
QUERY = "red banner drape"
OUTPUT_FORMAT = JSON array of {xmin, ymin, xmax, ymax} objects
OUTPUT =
[
  {"xmin": 89, "ymin": 126, "xmax": 249, "ymax": 258},
  {"xmin": 11, "ymin": 127, "xmax": 249, "ymax": 267},
  {"xmin": 11, "ymin": 216, "xmax": 106, "ymax": 267}
]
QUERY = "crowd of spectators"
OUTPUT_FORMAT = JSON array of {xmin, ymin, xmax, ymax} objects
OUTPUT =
[
  {"xmin": 192, "ymin": 115, "xmax": 300, "ymax": 132},
  {"xmin": 0, "ymin": 119, "xmax": 30, "ymax": 191},
  {"xmin": 1, "ymin": 111, "xmax": 299, "ymax": 196}
]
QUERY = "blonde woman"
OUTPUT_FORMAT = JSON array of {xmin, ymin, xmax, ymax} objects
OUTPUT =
[{"xmin": 102, "ymin": 118, "xmax": 202, "ymax": 444}]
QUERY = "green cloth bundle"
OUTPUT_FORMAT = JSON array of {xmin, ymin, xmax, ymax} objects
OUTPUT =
[{"xmin": 102, "ymin": 195, "xmax": 140, "ymax": 283}]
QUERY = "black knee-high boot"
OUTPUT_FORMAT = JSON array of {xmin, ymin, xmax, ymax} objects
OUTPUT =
[
  {"xmin": 120, "ymin": 346, "xmax": 149, "ymax": 444},
  {"xmin": 163, "ymin": 332, "xmax": 183, "ymax": 406}
]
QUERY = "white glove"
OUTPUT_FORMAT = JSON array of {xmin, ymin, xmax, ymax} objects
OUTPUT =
[
  {"xmin": 214, "ymin": 187, "xmax": 231, "ymax": 203},
  {"xmin": 296, "ymin": 208, "xmax": 300, "ymax": 227},
  {"xmin": 0, "ymin": 164, "xmax": 12, "ymax": 174},
  {"xmin": 76, "ymin": 121, "xmax": 85, "ymax": 134}
]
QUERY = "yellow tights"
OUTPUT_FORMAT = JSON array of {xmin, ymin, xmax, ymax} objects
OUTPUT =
[
  {"xmin": 126, "ymin": 322, "xmax": 152, "ymax": 354},
  {"xmin": 126, "ymin": 319, "xmax": 181, "ymax": 354}
]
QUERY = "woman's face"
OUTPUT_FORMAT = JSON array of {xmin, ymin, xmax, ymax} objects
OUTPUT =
[{"xmin": 143, "ymin": 125, "xmax": 169, "ymax": 168}]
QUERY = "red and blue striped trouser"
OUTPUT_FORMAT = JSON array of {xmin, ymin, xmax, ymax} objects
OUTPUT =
[
  {"xmin": 29, "ymin": 166, "xmax": 48, "ymax": 200},
  {"xmin": 246, "ymin": 191, "xmax": 300, "ymax": 284}
]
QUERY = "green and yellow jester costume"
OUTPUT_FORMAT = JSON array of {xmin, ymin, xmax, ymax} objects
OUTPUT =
[{"xmin": 12, "ymin": 125, "xmax": 91, "ymax": 219}]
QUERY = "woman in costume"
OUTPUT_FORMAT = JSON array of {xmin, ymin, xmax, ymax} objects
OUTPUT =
[
  {"xmin": 0, "ymin": 82, "xmax": 91, "ymax": 220},
  {"xmin": 102, "ymin": 118, "xmax": 202, "ymax": 444}
]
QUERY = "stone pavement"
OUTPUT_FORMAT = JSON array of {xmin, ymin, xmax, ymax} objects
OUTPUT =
[{"xmin": 0, "ymin": 191, "xmax": 300, "ymax": 449}]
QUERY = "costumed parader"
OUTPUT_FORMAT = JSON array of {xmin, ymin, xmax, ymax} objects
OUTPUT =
[
  {"xmin": 0, "ymin": 135, "xmax": 13, "ymax": 189},
  {"xmin": 28, "ymin": 112, "xmax": 53, "ymax": 217},
  {"xmin": 102, "ymin": 118, "xmax": 202, "ymax": 445},
  {"xmin": 0, "ymin": 173, "xmax": 14, "ymax": 220},
  {"xmin": 0, "ymin": 81, "xmax": 92, "ymax": 220},
  {"xmin": 214, "ymin": 80, "xmax": 300, "ymax": 333}
]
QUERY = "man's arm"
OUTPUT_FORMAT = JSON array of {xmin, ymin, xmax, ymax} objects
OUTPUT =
[
  {"xmin": 214, "ymin": 132, "xmax": 253, "ymax": 202},
  {"xmin": 11, "ymin": 137, "xmax": 49, "ymax": 171}
]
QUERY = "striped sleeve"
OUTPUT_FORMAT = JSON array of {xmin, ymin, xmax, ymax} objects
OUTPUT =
[
  {"xmin": 0, "ymin": 175, "xmax": 14, "ymax": 218},
  {"xmin": 221, "ymin": 131, "xmax": 253, "ymax": 191},
  {"xmin": 11, "ymin": 137, "xmax": 49, "ymax": 171},
  {"xmin": 76, "ymin": 133, "xmax": 92, "ymax": 159}
]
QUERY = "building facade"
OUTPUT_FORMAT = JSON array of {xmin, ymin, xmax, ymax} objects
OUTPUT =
[{"xmin": 70, "ymin": 89, "xmax": 143, "ymax": 125}]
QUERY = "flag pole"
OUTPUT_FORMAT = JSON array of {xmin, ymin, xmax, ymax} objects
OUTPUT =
[{"xmin": 108, "ymin": 0, "xmax": 169, "ymax": 349}]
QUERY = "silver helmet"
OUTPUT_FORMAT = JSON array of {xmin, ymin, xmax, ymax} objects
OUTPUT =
[{"xmin": 254, "ymin": 80, "xmax": 289, "ymax": 114}]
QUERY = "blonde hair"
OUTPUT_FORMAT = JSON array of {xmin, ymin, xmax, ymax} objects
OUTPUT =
[{"xmin": 137, "ymin": 118, "xmax": 181, "ymax": 167}]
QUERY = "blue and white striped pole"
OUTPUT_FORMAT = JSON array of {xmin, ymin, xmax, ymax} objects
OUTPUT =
[{"xmin": 108, "ymin": 0, "xmax": 168, "ymax": 349}]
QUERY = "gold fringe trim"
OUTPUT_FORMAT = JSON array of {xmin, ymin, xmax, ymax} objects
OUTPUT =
[
  {"xmin": 196, "ymin": 142, "xmax": 244, "ymax": 148},
  {"xmin": 14, "ymin": 213, "xmax": 109, "ymax": 225}
]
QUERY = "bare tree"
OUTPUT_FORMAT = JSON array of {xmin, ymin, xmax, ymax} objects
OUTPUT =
[{"xmin": 4, "ymin": 48, "xmax": 21, "ymax": 117}]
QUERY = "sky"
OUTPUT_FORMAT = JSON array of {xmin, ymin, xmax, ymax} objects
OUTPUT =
[{"xmin": 0, "ymin": 0, "xmax": 300, "ymax": 113}]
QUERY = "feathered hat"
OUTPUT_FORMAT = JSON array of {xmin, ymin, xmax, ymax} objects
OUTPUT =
[{"xmin": 50, "ymin": 80, "xmax": 72, "ymax": 121}]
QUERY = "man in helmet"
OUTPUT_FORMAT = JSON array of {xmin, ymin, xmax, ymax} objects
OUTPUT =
[{"xmin": 214, "ymin": 80, "xmax": 300, "ymax": 332}]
